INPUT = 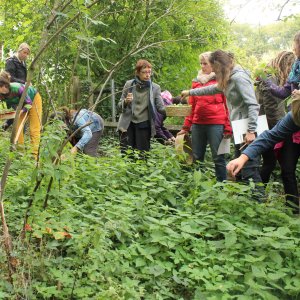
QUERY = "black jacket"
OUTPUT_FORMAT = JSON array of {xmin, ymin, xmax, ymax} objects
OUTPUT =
[{"xmin": 5, "ymin": 55, "xmax": 27, "ymax": 84}]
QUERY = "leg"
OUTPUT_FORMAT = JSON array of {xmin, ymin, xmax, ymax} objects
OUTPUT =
[
  {"xmin": 278, "ymin": 137, "xmax": 300, "ymax": 211},
  {"xmin": 135, "ymin": 126, "xmax": 151, "ymax": 152},
  {"xmin": 126, "ymin": 122, "xmax": 136, "ymax": 149},
  {"xmin": 28, "ymin": 93, "xmax": 42, "ymax": 159},
  {"xmin": 235, "ymin": 144, "xmax": 265, "ymax": 201},
  {"xmin": 83, "ymin": 130, "xmax": 102, "ymax": 157},
  {"xmin": 260, "ymin": 148, "xmax": 277, "ymax": 183},
  {"xmin": 191, "ymin": 124, "xmax": 207, "ymax": 162},
  {"xmin": 207, "ymin": 124, "xmax": 226, "ymax": 182}
]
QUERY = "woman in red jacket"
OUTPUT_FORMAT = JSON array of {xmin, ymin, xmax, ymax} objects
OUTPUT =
[{"xmin": 177, "ymin": 52, "xmax": 232, "ymax": 181}]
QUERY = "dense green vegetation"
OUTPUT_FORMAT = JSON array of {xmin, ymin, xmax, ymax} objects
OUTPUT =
[
  {"xmin": 0, "ymin": 124, "xmax": 299, "ymax": 299},
  {"xmin": 0, "ymin": 0, "xmax": 300, "ymax": 298}
]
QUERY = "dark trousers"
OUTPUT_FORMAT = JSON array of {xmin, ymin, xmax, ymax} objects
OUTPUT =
[
  {"xmin": 234, "ymin": 144, "xmax": 265, "ymax": 201},
  {"xmin": 278, "ymin": 137, "xmax": 300, "ymax": 211},
  {"xmin": 83, "ymin": 130, "xmax": 102, "ymax": 157},
  {"xmin": 260, "ymin": 148, "xmax": 277, "ymax": 183},
  {"xmin": 127, "ymin": 122, "xmax": 151, "ymax": 152}
]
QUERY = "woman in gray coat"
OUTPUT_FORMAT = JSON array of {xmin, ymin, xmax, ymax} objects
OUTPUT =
[
  {"xmin": 182, "ymin": 50, "xmax": 263, "ymax": 198},
  {"xmin": 117, "ymin": 59, "xmax": 166, "ymax": 154}
]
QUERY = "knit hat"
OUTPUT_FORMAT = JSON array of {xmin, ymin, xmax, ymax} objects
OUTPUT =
[
  {"xmin": 161, "ymin": 90, "xmax": 173, "ymax": 106},
  {"xmin": 18, "ymin": 43, "xmax": 30, "ymax": 53}
]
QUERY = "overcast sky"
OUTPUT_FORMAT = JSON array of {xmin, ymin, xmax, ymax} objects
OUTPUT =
[{"xmin": 222, "ymin": 0, "xmax": 300, "ymax": 25}]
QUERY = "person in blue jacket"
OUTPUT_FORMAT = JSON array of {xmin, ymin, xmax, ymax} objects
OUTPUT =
[
  {"xmin": 227, "ymin": 92, "xmax": 300, "ymax": 213},
  {"xmin": 60, "ymin": 107, "xmax": 104, "ymax": 157}
]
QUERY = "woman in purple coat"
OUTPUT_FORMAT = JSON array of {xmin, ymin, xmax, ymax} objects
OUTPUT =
[{"xmin": 154, "ymin": 90, "xmax": 175, "ymax": 145}]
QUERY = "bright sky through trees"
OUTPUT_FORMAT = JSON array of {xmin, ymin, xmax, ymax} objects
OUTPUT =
[{"xmin": 223, "ymin": 0, "xmax": 300, "ymax": 25}]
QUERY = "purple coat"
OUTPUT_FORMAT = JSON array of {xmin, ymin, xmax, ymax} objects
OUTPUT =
[{"xmin": 154, "ymin": 112, "xmax": 173, "ymax": 141}]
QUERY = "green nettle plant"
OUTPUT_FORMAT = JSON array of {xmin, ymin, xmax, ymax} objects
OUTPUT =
[{"xmin": 0, "ymin": 122, "xmax": 299, "ymax": 299}]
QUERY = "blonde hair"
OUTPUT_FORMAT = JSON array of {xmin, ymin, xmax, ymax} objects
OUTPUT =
[
  {"xmin": 199, "ymin": 52, "xmax": 212, "ymax": 64},
  {"xmin": 18, "ymin": 42, "xmax": 30, "ymax": 53},
  {"xmin": 209, "ymin": 50, "xmax": 234, "ymax": 91}
]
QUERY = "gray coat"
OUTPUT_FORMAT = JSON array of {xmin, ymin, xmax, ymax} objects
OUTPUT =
[
  {"xmin": 117, "ymin": 79, "xmax": 166, "ymax": 137},
  {"xmin": 190, "ymin": 65, "xmax": 260, "ymax": 132}
]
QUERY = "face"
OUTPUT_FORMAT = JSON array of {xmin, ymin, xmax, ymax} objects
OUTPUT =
[
  {"xmin": 200, "ymin": 57, "xmax": 213, "ymax": 74},
  {"xmin": 0, "ymin": 85, "xmax": 9, "ymax": 94},
  {"xmin": 138, "ymin": 67, "xmax": 152, "ymax": 81},
  {"xmin": 18, "ymin": 49, "xmax": 30, "ymax": 61}
]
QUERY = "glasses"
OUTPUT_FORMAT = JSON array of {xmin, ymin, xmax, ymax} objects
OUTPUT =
[{"xmin": 140, "ymin": 70, "xmax": 152, "ymax": 74}]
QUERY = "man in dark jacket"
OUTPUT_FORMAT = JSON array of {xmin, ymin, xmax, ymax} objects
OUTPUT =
[{"xmin": 3, "ymin": 43, "xmax": 30, "ymax": 130}]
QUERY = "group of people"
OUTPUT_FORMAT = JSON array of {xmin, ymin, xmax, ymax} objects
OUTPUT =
[
  {"xmin": 1, "ymin": 35, "xmax": 299, "ymax": 212},
  {"xmin": 117, "ymin": 32, "xmax": 300, "ymax": 213},
  {"xmin": 0, "ymin": 42, "xmax": 104, "ymax": 159}
]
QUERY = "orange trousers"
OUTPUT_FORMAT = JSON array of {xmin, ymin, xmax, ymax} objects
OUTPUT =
[{"xmin": 17, "ymin": 92, "xmax": 42, "ymax": 159}]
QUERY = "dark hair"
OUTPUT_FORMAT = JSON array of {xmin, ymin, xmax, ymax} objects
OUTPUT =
[{"xmin": 135, "ymin": 59, "xmax": 152, "ymax": 75}]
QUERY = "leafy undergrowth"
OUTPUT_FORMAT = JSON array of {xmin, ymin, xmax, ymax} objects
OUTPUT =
[{"xmin": 0, "ymin": 123, "xmax": 299, "ymax": 300}]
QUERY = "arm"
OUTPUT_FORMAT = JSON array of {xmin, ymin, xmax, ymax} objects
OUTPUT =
[
  {"xmin": 222, "ymin": 95, "xmax": 232, "ymax": 136},
  {"xmin": 265, "ymin": 80, "xmax": 291, "ymax": 99},
  {"xmin": 117, "ymin": 80, "xmax": 134, "ymax": 112},
  {"xmin": 234, "ymin": 75, "xmax": 259, "ymax": 133},
  {"xmin": 227, "ymin": 112, "xmax": 299, "ymax": 177},
  {"xmin": 154, "ymin": 85, "xmax": 166, "ymax": 116},
  {"xmin": 17, "ymin": 85, "xmax": 32, "ymax": 111},
  {"xmin": 73, "ymin": 112, "xmax": 93, "ymax": 150},
  {"xmin": 242, "ymin": 112, "xmax": 299, "ymax": 159}
]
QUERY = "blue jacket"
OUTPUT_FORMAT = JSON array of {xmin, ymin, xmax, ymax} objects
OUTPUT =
[
  {"xmin": 243, "ymin": 112, "xmax": 299, "ymax": 159},
  {"xmin": 72, "ymin": 109, "xmax": 104, "ymax": 150}
]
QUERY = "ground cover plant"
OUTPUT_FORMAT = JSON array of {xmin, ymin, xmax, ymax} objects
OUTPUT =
[{"xmin": 0, "ymin": 123, "xmax": 299, "ymax": 299}]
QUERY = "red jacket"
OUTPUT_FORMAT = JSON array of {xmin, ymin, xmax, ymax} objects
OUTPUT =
[{"xmin": 183, "ymin": 79, "xmax": 232, "ymax": 134}]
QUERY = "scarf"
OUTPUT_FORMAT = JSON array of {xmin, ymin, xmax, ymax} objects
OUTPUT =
[
  {"xmin": 196, "ymin": 70, "xmax": 216, "ymax": 84},
  {"xmin": 131, "ymin": 77, "xmax": 157, "ymax": 120},
  {"xmin": 287, "ymin": 58, "xmax": 300, "ymax": 84}
]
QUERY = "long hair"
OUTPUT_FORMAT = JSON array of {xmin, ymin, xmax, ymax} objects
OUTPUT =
[
  {"xmin": 269, "ymin": 51, "xmax": 295, "ymax": 86},
  {"xmin": 209, "ymin": 50, "xmax": 234, "ymax": 91}
]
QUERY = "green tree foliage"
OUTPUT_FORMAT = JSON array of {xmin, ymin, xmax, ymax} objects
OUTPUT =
[{"xmin": 0, "ymin": 0, "xmax": 230, "ymax": 112}]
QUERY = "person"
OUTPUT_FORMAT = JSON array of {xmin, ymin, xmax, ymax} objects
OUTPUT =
[
  {"xmin": 5, "ymin": 42, "xmax": 30, "ymax": 84},
  {"xmin": 177, "ymin": 52, "xmax": 232, "ymax": 182},
  {"xmin": 59, "ymin": 107, "xmax": 104, "ymax": 157},
  {"xmin": 154, "ymin": 90, "xmax": 175, "ymax": 145},
  {"xmin": 3, "ymin": 42, "xmax": 30, "ymax": 131},
  {"xmin": 0, "ymin": 71, "xmax": 42, "ymax": 160},
  {"xmin": 255, "ymin": 51, "xmax": 295, "ymax": 183},
  {"xmin": 261, "ymin": 31, "xmax": 300, "ymax": 208},
  {"xmin": 181, "ymin": 50, "xmax": 263, "ymax": 196},
  {"xmin": 117, "ymin": 59, "xmax": 166, "ymax": 155},
  {"xmin": 227, "ymin": 93, "xmax": 300, "ymax": 213}
]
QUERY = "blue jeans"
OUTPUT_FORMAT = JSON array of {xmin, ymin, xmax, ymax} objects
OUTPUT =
[{"xmin": 191, "ymin": 124, "xmax": 226, "ymax": 181}]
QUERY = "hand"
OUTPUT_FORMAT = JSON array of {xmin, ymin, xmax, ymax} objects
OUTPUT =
[
  {"xmin": 292, "ymin": 89, "xmax": 300, "ymax": 97},
  {"xmin": 226, "ymin": 154, "xmax": 249, "ymax": 178},
  {"xmin": 244, "ymin": 132, "xmax": 256, "ymax": 144},
  {"xmin": 223, "ymin": 133, "xmax": 232, "ymax": 139},
  {"xmin": 177, "ymin": 129, "xmax": 188, "ymax": 136},
  {"xmin": 70, "ymin": 146, "xmax": 78, "ymax": 155},
  {"xmin": 181, "ymin": 90, "xmax": 190, "ymax": 100},
  {"xmin": 125, "ymin": 92, "xmax": 133, "ymax": 105}
]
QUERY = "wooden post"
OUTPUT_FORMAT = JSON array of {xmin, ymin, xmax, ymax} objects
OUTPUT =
[{"xmin": 111, "ymin": 79, "xmax": 116, "ymax": 122}]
